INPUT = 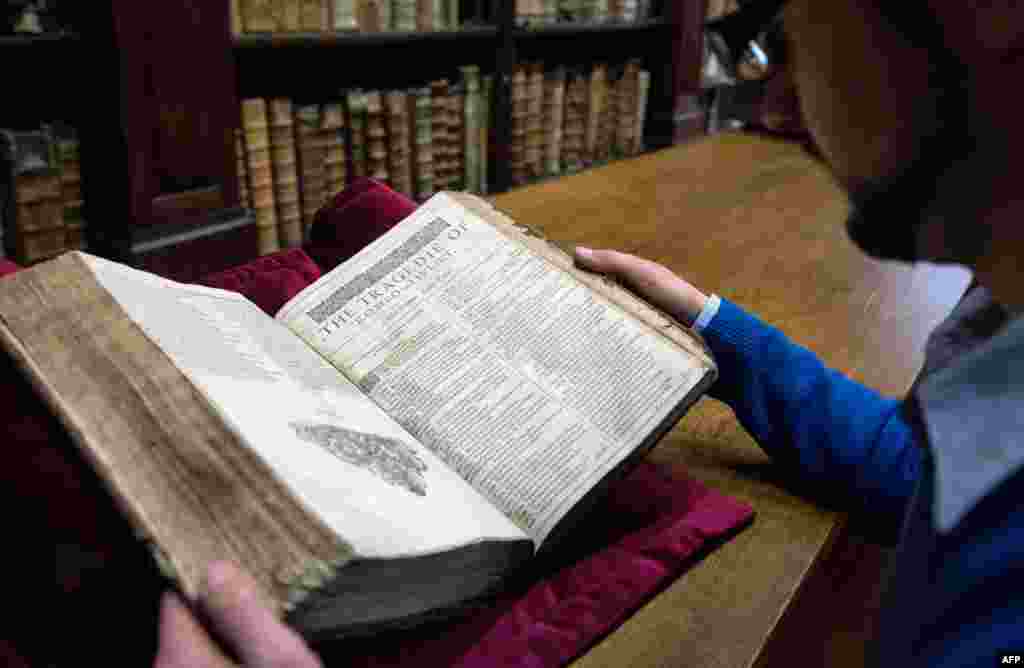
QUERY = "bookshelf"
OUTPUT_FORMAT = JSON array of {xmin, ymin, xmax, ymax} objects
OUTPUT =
[{"xmin": 2, "ymin": 1, "xmax": 706, "ymax": 281}]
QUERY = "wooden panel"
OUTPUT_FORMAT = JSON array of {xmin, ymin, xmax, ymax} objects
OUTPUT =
[
  {"xmin": 109, "ymin": 0, "xmax": 240, "ymax": 217},
  {"xmin": 492, "ymin": 133, "xmax": 970, "ymax": 668}
]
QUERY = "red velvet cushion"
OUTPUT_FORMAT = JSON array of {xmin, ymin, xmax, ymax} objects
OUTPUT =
[
  {"xmin": 304, "ymin": 177, "xmax": 417, "ymax": 273},
  {"xmin": 196, "ymin": 247, "xmax": 322, "ymax": 316},
  {"xmin": 0, "ymin": 259, "xmax": 20, "ymax": 278}
]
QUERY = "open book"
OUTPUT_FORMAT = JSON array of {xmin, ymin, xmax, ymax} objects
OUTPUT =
[{"xmin": 0, "ymin": 192, "xmax": 716, "ymax": 641}]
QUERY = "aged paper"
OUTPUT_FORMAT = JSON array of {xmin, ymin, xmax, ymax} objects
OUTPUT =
[
  {"xmin": 85, "ymin": 255, "xmax": 526, "ymax": 559},
  {"xmin": 278, "ymin": 193, "xmax": 708, "ymax": 544}
]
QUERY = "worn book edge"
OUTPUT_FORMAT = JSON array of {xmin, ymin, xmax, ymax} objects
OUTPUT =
[
  {"xmin": 0, "ymin": 252, "xmax": 353, "ymax": 617},
  {"xmin": 446, "ymin": 192, "xmax": 717, "ymax": 372}
]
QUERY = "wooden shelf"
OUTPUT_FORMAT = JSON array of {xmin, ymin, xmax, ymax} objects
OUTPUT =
[
  {"xmin": 233, "ymin": 25, "xmax": 498, "ymax": 49},
  {"xmin": 0, "ymin": 32, "xmax": 79, "ymax": 46},
  {"xmin": 512, "ymin": 18, "xmax": 668, "ymax": 38}
]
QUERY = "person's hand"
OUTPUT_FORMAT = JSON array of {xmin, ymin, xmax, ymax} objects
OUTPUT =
[
  {"xmin": 155, "ymin": 561, "xmax": 322, "ymax": 668},
  {"xmin": 573, "ymin": 247, "xmax": 709, "ymax": 327}
]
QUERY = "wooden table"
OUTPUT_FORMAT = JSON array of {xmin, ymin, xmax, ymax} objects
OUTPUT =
[{"xmin": 491, "ymin": 133, "xmax": 971, "ymax": 668}]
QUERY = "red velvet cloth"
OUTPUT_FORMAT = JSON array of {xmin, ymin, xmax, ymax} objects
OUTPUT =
[{"xmin": 1, "ymin": 179, "xmax": 754, "ymax": 666}]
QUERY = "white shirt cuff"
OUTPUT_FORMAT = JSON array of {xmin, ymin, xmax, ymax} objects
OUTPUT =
[{"xmin": 692, "ymin": 294, "xmax": 721, "ymax": 333}]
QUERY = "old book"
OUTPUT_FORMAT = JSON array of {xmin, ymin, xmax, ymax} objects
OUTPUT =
[
  {"xmin": 561, "ymin": 69, "xmax": 587, "ymax": 173},
  {"xmin": 408, "ymin": 86, "xmax": 434, "ymax": 202},
  {"xmin": 0, "ymin": 128, "xmax": 66, "ymax": 264},
  {"xmin": 384, "ymin": 91, "xmax": 413, "ymax": 197},
  {"xmin": 320, "ymin": 103, "xmax": 348, "ymax": 204},
  {"xmin": 231, "ymin": 0, "xmax": 244, "ymax": 35},
  {"xmin": 415, "ymin": 0, "xmax": 434, "ymax": 30},
  {"xmin": 459, "ymin": 65, "xmax": 481, "ymax": 194},
  {"xmin": 526, "ymin": 63, "xmax": 545, "ymax": 179},
  {"xmin": 241, "ymin": 98, "xmax": 280, "ymax": 255},
  {"xmin": 239, "ymin": 0, "xmax": 301, "ymax": 32},
  {"xmin": 345, "ymin": 90, "xmax": 368, "ymax": 179},
  {"xmin": 614, "ymin": 59, "xmax": 639, "ymax": 158},
  {"xmin": 515, "ymin": 0, "xmax": 545, "ymax": 26},
  {"xmin": 596, "ymin": 65, "xmax": 616, "ymax": 163},
  {"xmin": 54, "ymin": 126, "xmax": 86, "ymax": 251},
  {"xmin": 633, "ymin": 69, "xmax": 650, "ymax": 155},
  {"xmin": 543, "ymin": 66, "xmax": 565, "ymax": 176},
  {"xmin": 300, "ymin": 0, "xmax": 327, "ymax": 30},
  {"xmin": 429, "ymin": 80, "xmax": 449, "ymax": 191},
  {"xmin": 333, "ymin": 0, "xmax": 359, "ymax": 29},
  {"xmin": 583, "ymin": 63, "xmax": 605, "ymax": 165},
  {"xmin": 480, "ymin": 74, "xmax": 493, "ymax": 194},
  {"xmin": 510, "ymin": 66, "xmax": 528, "ymax": 186},
  {"xmin": 268, "ymin": 99, "xmax": 303, "ymax": 248},
  {"xmin": 235, "ymin": 128, "xmax": 252, "ymax": 210},
  {"xmin": 294, "ymin": 105, "xmax": 326, "ymax": 237},
  {"xmin": 364, "ymin": 91, "xmax": 390, "ymax": 183},
  {"xmin": 432, "ymin": 0, "xmax": 444, "ymax": 29},
  {"xmin": 448, "ymin": 81, "xmax": 465, "ymax": 192},
  {"xmin": 393, "ymin": 0, "xmax": 417, "ymax": 30},
  {"xmin": 0, "ymin": 192, "xmax": 715, "ymax": 642}
]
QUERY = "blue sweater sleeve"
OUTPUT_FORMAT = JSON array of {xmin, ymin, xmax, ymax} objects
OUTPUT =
[{"xmin": 702, "ymin": 298, "xmax": 923, "ymax": 541}]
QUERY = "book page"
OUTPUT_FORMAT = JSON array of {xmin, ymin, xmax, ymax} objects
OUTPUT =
[
  {"xmin": 84, "ymin": 256, "xmax": 527, "ymax": 559},
  {"xmin": 277, "ymin": 193, "xmax": 708, "ymax": 544}
]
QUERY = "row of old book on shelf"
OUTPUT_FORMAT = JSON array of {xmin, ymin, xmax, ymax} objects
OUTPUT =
[
  {"xmin": 236, "ymin": 65, "xmax": 493, "ymax": 256},
  {"xmin": 236, "ymin": 60, "xmax": 651, "ymax": 256},
  {"xmin": 0, "ymin": 126, "xmax": 86, "ymax": 265},
  {"xmin": 509, "ymin": 59, "xmax": 649, "ymax": 186},
  {"xmin": 514, "ymin": 0, "xmax": 654, "ymax": 26},
  {"xmin": 231, "ymin": 0, "xmax": 655, "ymax": 35}
]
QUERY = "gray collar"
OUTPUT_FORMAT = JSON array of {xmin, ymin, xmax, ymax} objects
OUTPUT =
[{"xmin": 918, "ymin": 312, "xmax": 1024, "ymax": 532}]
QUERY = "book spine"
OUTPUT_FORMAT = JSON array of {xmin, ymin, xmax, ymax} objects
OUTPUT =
[
  {"xmin": 379, "ymin": 0, "xmax": 393, "ymax": 30},
  {"xmin": 433, "ymin": 0, "xmax": 445, "ymax": 29},
  {"xmin": 584, "ymin": 64, "xmax": 603, "ymax": 165},
  {"xmin": 615, "ymin": 59, "xmax": 638, "ymax": 157},
  {"xmin": 596, "ymin": 64, "xmax": 615, "ymax": 162},
  {"xmin": 294, "ymin": 105, "xmax": 324, "ymax": 238},
  {"xmin": 385, "ymin": 91, "xmax": 413, "ymax": 197},
  {"xmin": 562, "ymin": 70, "xmax": 586, "ymax": 173},
  {"xmin": 408, "ymin": 87, "xmax": 434, "ymax": 201},
  {"xmin": 240, "ymin": 0, "xmax": 281, "ymax": 32},
  {"xmin": 287, "ymin": 0, "xmax": 303, "ymax": 30},
  {"xmin": 393, "ymin": 0, "xmax": 417, "ymax": 30},
  {"xmin": 459, "ymin": 66, "xmax": 481, "ymax": 194},
  {"xmin": 633, "ymin": 69, "xmax": 650, "ymax": 155},
  {"xmin": 510, "ymin": 66, "xmax": 528, "ymax": 186},
  {"xmin": 333, "ymin": 0, "xmax": 359, "ymax": 29},
  {"xmin": 416, "ymin": 0, "xmax": 434, "ymax": 30},
  {"xmin": 449, "ymin": 83, "xmax": 465, "ymax": 191},
  {"xmin": 429, "ymin": 80, "xmax": 448, "ymax": 190},
  {"xmin": 13, "ymin": 172, "xmax": 65, "ymax": 264},
  {"xmin": 526, "ymin": 63, "xmax": 544, "ymax": 179},
  {"xmin": 346, "ymin": 90, "xmax": 368, "ymax": 178},
  {"xmin": 235, "ymin": 128, "xmax": 252, "ymax": 209},
  {"xmin": 356, "ymin": 0, "xmax": 383, "ymax": 31},
  {"xmin": 300, "ymin": 0, "xmax": 327, "ymax": 30},
  {"xmin": 480, "ymin": 74, "xmax": 493, "ymax": 194},
  {"xmin": 268, "ymin": 98, "xmax": 303, "ymax": 248},
  {"xmin": 56, "ymin": 131, "xmax": 86, "ymax": 251},
  {"xmin": 241, "ymin": 98, "xmax": 279, "ymax": 255},
  {"xmin": 445, "ymin": 0, "xmax": 458, "ymax": 28},
  {"xmin": 321, "ymin": 102, "xmax": 348, "ymax": 206},
  {"xmin": 231, "ymin": 0, "xmax": 244, "ymax": 35},
  {"xmin": 544, "ymin": 66, "xmax": 565, "ymax": 176},
  {"xmin": 365, "ymin": 91, "xmax": 390, "ymax": 183}
]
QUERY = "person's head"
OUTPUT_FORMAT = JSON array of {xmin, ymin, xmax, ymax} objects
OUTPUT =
[{"xmin": 735, "ymin": 0, "xmax": 1024, "ymax": 302}]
